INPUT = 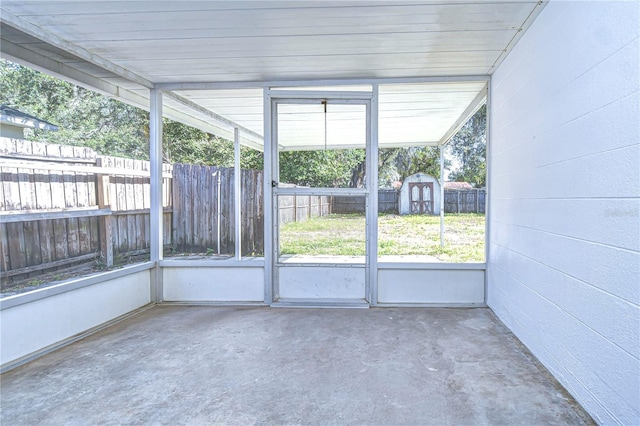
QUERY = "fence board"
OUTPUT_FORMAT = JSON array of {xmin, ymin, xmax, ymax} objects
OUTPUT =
[
  {"xmin": 17, "ymin": 142, "xmax": 43, "ymax": 270},
  {"xmin": 163, "ymin": 164, "xmax": 172, "ymax": 246},
  {"xmin": 2, "ymin": 165, "xmax": 26, "ymax": 271},
  {"xmin": 0, "ymin": 223, "xmax": 9, "ymax": 273},
  {"xmin": 59, "ymin": 145, "xmax": 81, "ymax": 259},
  {"xmin": 62, "ymin": 170, "xmax": 80, "ymax": 257},
  {"xmin": 171, "ymin": 164, "xmax": 182, "ymax": 249},
  {"xmin": 24, "ymin": 167, "xmax": 43, "ymax": 268},
  {"xmin": 227, "ymin": 168, "xmax": 235, "ymax": 255},
  {"xmin": 132, "ymin": 159, "xmax": 144, "ymax": 251},
  {"xmin": 203, "ymin": 166, "xmax": 212, "ymax": 248},
  {"xmin": 32, "ymin": 142, "xmax": 54, "ymax": 264},
  {"xmin": 114, "ymin": 157, "xmax": 128, "ymax": 252},
  {"xmin": 142, "ymin": 162, "xmax": 151, "ymax": 249},
  {"xmin": 124, "ymin": 158, "xmax": 135, "ymax": 253},
  {"xmin": 46, "ymin": 144, "xmax": 69, "ymax": 262},
  {"xmin": 241, "ymin": 171, "xmax": 253, "ymax": 254},
  {"xmin": 223, "ymin": 168, "xmax": 233, "ymax": 253},
  {"xmin": 73, "ymin": 146, "xmax": 91, "ymax": 256},
  {"xmin": 186, "ymin": 164, "xmax": 193, "ymax": 249},
  {"xmin": 76, "ymin": 171, "xmax": 92, "ymax": 256},
  {"xmin": 0, "ymin": 178, "xmax": 8, "ymax": 272}
]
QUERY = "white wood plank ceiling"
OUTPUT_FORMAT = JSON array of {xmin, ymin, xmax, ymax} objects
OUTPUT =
[{"xmin": 0, "ymin": 1, "xmax": 545, "ymax": 150}]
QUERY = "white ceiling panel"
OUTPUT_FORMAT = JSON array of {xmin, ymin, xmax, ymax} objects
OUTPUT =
[{"xmin": 0, "ymin": 1, "xmax": 545, "ymax": 150}]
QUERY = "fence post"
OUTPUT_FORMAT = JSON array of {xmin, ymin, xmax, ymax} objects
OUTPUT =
[
  {"xmin": 456, "ymin": 191, "xmax": 461, "ymax": 213},
  {"xmin": 475, "ymin": 189, "xmax": 479, "ymax": 213},
  {"xmin": 95, "ymin": 158, "xmax": 113, "ymax": 267},
  {"xmin": 293, "ymin": 194, "xmax": 297, "ymax": 223}
]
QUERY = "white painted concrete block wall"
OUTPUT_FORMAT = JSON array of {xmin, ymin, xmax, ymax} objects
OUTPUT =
[
  {"xmin": 488, "ymin": 1, "xmax": 639, "ymax": 424},
  {"xmin": 1, "ymin": 270, "xmax": 151, "ymax": 367}
]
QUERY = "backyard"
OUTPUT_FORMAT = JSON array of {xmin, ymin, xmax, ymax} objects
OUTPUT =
[{"xmin": 280, "ymin": 213, "xmax": 485, "ymax": 262}]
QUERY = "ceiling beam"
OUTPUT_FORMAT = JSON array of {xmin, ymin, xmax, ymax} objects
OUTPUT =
[
  {"xmin": 157, "ymin": 75, "xmax": 490, "ymax": 91},
  {"xmin": 279, "ymin": 140, "xmax": 440, "ymax": 152},
  {"xmin": 438, "ymin": 83, "xmax": 487, "ymax": 146}
]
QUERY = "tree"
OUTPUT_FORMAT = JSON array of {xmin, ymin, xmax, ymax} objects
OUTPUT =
[
  {"xmin": 376, "ymin": 147, "xmax": 448, "ymax": 189},
  {"xmin": 0, "ymin": 59, "xmax": 264, "ymax": 168},
  {"xmin": 1, "ymin": 60, "xmax": 151, "ymax": 158},
  {"xmin": 446, "ymin": 104, "xmax": 486, "ymax": 187},
  {"xmin": 279, "ymin": 149, "xmax": 365, "ymax": 188}
]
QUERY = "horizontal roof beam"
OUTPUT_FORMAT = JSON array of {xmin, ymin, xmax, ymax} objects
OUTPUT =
[
  {"xmin": 157, "ymin": 75, "xmax": 490, "ymax": 91},
  {"xmin": 438, "ymin": 83, "xmax": 487, "ymax": 146},
  {"xmin": 279, "ymin": 141, "xmax": 440, "ymax": 152}
]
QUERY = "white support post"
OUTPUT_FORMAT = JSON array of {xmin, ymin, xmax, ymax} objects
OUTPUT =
[
  {"xmin": 149, "ymin": 88, "xmax": 163, "ymax": 303},
  {"xmin": 439, "ymin": 145, "xmax": 445, "ymax": 249},
  {"xmin": 367, "ymin": 84, "xmax": 379, "ymax": 306},
  {"xmin": 263, "ymin": 89, "xmax": 274, "ymax": 304},
  {"xmin": 215, "ymin": 171, "xmax": 221, "ymax": 255},
  {"xmin": 484, "ymin": 82, "xmax": 492, "ymax": 302},
  {"xmin": 234, "ymin": 127, "xmax": 242, "ymax": 260}
]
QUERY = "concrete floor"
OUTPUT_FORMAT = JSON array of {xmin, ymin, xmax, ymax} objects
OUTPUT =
[{"xmin": 1, "ymin": 306, "xmax": 593, "ymax": 425}]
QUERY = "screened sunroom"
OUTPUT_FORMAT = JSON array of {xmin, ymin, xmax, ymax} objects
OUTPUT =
[{"xmin": 0, "ymin": 1, "xmax": 637, "ymax": 424}]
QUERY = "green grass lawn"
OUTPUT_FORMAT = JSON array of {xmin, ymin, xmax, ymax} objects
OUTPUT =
[{"xmin": 280, "ymin": 213, "xmax": 485, "ymax": 262}]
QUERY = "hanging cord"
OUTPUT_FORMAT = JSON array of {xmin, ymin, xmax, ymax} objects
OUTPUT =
[{"xmin": 322, "ymin": 99, "xmax": 328, "ymax": 150}]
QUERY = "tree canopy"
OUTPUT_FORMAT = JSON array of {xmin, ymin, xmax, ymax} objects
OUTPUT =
[{"xmin": 446, "ymin": 104, "xmax": 486, "ymax": 188}]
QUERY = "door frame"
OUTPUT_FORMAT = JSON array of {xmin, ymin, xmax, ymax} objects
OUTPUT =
[{"xmin": 263, "ymin": 88, "xmax": 379, "ymax": 306}]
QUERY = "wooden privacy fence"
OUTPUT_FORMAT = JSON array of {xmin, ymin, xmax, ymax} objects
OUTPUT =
[
  {"xmin": 171, "ymin": 167, "xmax": 330, "ymax": 255},
  {"xmin": 0, "ymin": 138, "xmax": 172, "ymax": 288},
  {"xmin": 443, "ymin": 189, "xmax": 486, "ymax": 213},
  {"xmin": 171, "ymin": 164, "xmax": 264, "ymax": 255},
  {"xmin": 278, "ymin": 193, "xmax": 331, "ymax": 224},
  {"xmin": 332, "ymin": 190, "xmax": 399, "ymax": 214},
  {"xmin": 332, "ymin": 189, "xmax": 486, "ymax": 214}
]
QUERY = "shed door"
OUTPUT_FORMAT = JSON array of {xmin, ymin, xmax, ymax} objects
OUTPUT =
[{"xmin": 409, "ymin": 182, "xmax": 434, "ymax": 214}]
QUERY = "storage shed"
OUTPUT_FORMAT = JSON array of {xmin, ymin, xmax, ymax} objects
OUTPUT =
[{"xmin": 398, "ymin": 173, "xmax": 441, "ymax": 215}]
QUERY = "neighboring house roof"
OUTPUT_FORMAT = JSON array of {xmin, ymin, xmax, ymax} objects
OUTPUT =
[
  {"xmin": 0, "ymin": 105, "xmax": 59, "ymax": 131},
  {"xmin": 444, "ymin": 182, "xmax": 474, "ymax": 190}
]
